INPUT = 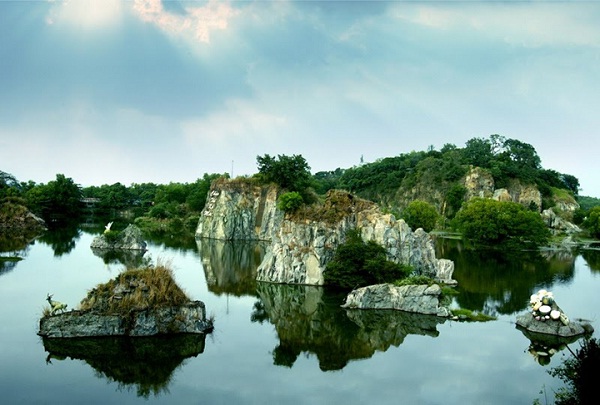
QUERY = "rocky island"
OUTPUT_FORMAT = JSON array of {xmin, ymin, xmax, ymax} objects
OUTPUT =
[{"xmin": 38, "ymin": 263, "xmax": 213, "ymax": 338}]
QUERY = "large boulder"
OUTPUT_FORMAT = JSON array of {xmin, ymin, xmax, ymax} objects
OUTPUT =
[
  {"xmin": 90, "ymin": 224, "xmax": 147, "ymax": 250},
  {"xmin": 341, "ymin": 283, "xmax": 451, "ymax": 317}
]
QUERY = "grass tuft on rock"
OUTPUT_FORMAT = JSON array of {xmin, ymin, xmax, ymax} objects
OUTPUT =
[{"xmin": 78, "ymin": 261, "xmax": 190, "ymax": 316}]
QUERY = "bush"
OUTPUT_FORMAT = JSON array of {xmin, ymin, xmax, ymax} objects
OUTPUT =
[
  {"xmin": 453, "ymin": 198, "xmax": 551, "ymax": 250},
  {"xmin": 583, "ymin": 207, "xmax": 600, "ymax": 238},
  {"xmin": 324, "ymin": 229, "xmax": 411, "ymax": 289},
  {"xmin": 277, "ymin": 191, "xmax": 304, "ymax": 213},
  {"xmin": 402, "ymin": 200, "xmax": 439, "ymax": 232}
]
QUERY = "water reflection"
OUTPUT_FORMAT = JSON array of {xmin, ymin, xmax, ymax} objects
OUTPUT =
[
  {"xmin": 90, "ymin": 248, "xmax": 149, "ymax": 268},
  {"xmin": 253, "ymin": 282, "xmax": 446, "ymax": 371},
  {"xmin": 517, "ymin": 326, "xmax": 589, "ymax": 366},
  {"xmin": 580, "ymin": 248, "xmax": 600, "ymax": 272},
  {"xmin": 197, "ymin": 239, "xmax": 266, "ymax": 296},
  {"xmin": 36, "ymin": 222, "xmax": 81, "ymax": 257},
  {"xmin": 42, "ymin": 334, "xmax": 206, "ymax": 398},
  {"xmin": 0, "ymin": 229, "xmax": 36, "ymax": 275},
  {"xmin": 435, "ymin": 238, "xmax": 576, "ymax": 316}
]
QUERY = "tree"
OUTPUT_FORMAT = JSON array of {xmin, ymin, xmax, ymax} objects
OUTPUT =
[
  {"xmin": 324, "ymin": 229, "xmax": 411, "ymax": 289},
  {"xmin": 583, "ymin": 207, "xmax": 600, "ymax": 238},
  {"xmin": 453, "ymin": 198, "xmax": 550, "ymax": 250},
  {"xmin": 26, "ymin": 174, "xmax": 83, "ymax": 223},
  {"xmin": 256, "ymin": 154, "xmax": 311, "ymax": 192},
  {"xmin": 402, "ymin": 200, "xmax": 439, "ymax": 232}
]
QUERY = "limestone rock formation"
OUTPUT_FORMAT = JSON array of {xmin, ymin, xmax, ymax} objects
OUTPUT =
[
  {"xmin": 341, "ymin": 283, "xmax": 451, "ymax": 317},
  {"xmin": 463, "ymin": 166, "xmax": 495, "ymax": 200},
  {"xmin": 38, "ymin": 265, "xmax": 213, "ymax": 338},
  {"xmin": 90, "ymin": 224, "xmax": 147, "ymax": 250},
  {"xmin": 197, "ymin": 182, "xmax": 455, "ymax": 286},
  {"xmin": 541, "ymin": 208, "xmax": 582, "ymax": 235},
  {"xmin": 196, "ymin": 180, "xmax": 282, "ymax": 241},
  {"xmin": 39, "ymin": 302, "xmax": 211, "ymax": 338}
]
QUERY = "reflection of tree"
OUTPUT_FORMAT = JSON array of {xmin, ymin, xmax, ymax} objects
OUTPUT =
[
  {"xmin": 42, "ymin": 334, "xmax": 206, "ymax": 398},
  {"xmin": 0, "ymin": 230, "xmax": 33, "ymax": 275},
  {"xmin": 435, "ymin": 238, "xmax": 575, "ymax": 316},
  {"xmin": 37, "ymin": 221, "xmax": 81, "ymax": 257},
  {"xmin": 253, "ymin": 282, "xmax": 445, "ymax": 371},
  {"xmin": 580, "ymin": 248, "xmax": 600, "ymax": 272},
  {"xmin": 197, "ymin": 239, "xmax": 266, "ymax": 296}
]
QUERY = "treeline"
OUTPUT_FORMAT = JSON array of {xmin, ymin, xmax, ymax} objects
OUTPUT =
[
  {"xmin": 311, "ymin": 134, "xmax": 581, "ymax": 212},
  {"xmin": 0, "ymin": 170, "xmax": 227, "ymax": 232}
]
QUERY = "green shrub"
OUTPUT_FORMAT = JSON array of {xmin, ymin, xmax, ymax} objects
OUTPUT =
[
  {"xmin": 277, "ymin": 191, "xmax": 304, "ymax": 213},
  {"xmin": 402, "ymin": 200, "xmax": 439, "ymax": 232},
  {"xmin": 453, "ymin": 198, "xmax": 551, "ymax": 250},
  {"xmin": 324, "ymin": 229, "xmax": 411, "ymax": 289},
  {"xmin": 583, "ymin": 207, "xmax": 600, "ymax": 238}
]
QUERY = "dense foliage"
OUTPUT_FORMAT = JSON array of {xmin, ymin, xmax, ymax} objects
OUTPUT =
[
  {"xmin": 324, "ymin": 229, "xmax": 411, "ymax": 289},
  {"xmin": 453, "ymin": 199, "xmax": 551, "ymax": 250},
  {"xmin": 277, "ymin": 191, "xmax": 304, "ymax": 213},
  {"xmin": 583, "ymin": 207, "xmax": 600, "ymax": 239},
  {"xmin": 25, "ymin": 174, "xmax": 83, "ymax": 224},
  {"xmin": 548, "ymin": 338, "xmax": 600, "ymax": 405},
  {"xmin": 401, "ymin": 200, "xmax": 440, "ymax": 232},
  {"xmin": 256, "ymin": 154, "xmax": 311, "ymax": 193}
]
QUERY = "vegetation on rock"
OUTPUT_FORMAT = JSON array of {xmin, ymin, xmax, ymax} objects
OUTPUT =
[
  {"xmin": 324, "ymin": 229, "xmax": 412, "ymax": 289},
  {"xmin": 453, "ymin": 198, "xmax": 551, "ymax": 250},
  {"xmin": 401, "ymin": 200, "xmax": 440, "ymax": 232},
  {"xmin": 78, "ymin": 262, "xmax": 190, "ymax": 315}
]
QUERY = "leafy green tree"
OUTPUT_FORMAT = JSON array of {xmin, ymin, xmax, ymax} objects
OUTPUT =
[
  {"xmin": 26, "ymin": 174, "xmax": 83, "ymax": 223},
  {"xmin": 583, "ymin": 207, "xmax": 600, "ymax": 238},
  {"xmin": 324, "ymin": 229, "xmax": 411, "ymax": 289},
  {"xmin": 277, "ymin": 191, "xmax": 304, "ymax": 213},
  {"xmin": 402, "ymin": 200, "xmax": 439, "ymax": 232},
  {"xmin": 453, "ymin": 198, "xmax": 550, "ymax": 250},
  {"xmin": 256, "ymin": 154, "xmax": 311, "ymax": 192}
]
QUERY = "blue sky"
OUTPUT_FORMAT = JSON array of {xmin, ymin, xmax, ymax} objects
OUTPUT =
[{"xmin": 1, "ymin": 1, "xmax": 599, "ymax": 197}]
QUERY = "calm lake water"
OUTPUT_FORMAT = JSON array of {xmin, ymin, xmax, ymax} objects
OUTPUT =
[{"xmin": 1, "ymin": 227, "xmax": 599, "ymax": 404}]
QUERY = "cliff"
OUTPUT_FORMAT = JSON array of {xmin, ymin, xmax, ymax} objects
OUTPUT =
[{"xmin": 197, "ymin": 180, "xmax": 454, "ymax": 286}]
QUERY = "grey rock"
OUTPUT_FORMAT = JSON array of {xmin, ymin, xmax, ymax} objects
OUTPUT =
[
  {"xmin": 38, "ymin": 301, "xmax": 212, "ymax": 338},
  {"xmin": 341, "ymin": 283, "xmax": 451, "ymax": 317},
  {"xmin": 515, "ymin": 310, "xmax": 592, "ymax": 338},
  {"xmin": 90, "ymin": 224, "xmax": 147, "ymax": 250}
]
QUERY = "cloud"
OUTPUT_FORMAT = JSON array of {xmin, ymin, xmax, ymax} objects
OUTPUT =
[
  {"xmin": 46, "ymin": 0, "xmax": 123, "ymax": 28},
  {"xmin": 132, "ymin": 0, "xmax": 239, "ymax": 43}
]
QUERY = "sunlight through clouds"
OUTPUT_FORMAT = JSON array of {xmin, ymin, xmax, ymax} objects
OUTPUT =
[
  {"xmin": 46, "ymin": 0, "xmax": 123, "ymax": 28},
  {"xmin": 132, "ymin": 0, "xmax": 239, "ymax": 43}
]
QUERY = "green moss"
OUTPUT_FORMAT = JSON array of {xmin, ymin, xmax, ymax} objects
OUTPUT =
[{"xmin": 450, "ymin": 308, "xmax": 496, "ymax": 322}]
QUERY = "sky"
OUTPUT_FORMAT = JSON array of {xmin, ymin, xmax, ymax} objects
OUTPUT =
[{"xmin": 1, "ymin": 1, "xmax": 599, "ymax": 197}]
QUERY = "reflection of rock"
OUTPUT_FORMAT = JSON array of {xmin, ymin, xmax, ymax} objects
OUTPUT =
[
  {"xmin": 254, "ymin": 282, "xmax": 445, "ymax": 371},
  {"xmin": 197, "ymin": 239, "xmax": 266, "ymax": 296},
  {"xmin": 42, "ymin": 334, "xmax": 205, "ymax": 398},
  {"xmin": 341, "ymin": 283, "xmax": 451, "ymax": 317},
  {"xmin": 90, "ymin": 224, "xmax": 147, "ymax": 250},
  {"xmin": 517, "ymin": 327, "xmax": 589, "ymax": 366},
  {"xmin": 91, "ymin": 247, "xmax": 148, "ymax": 268}
]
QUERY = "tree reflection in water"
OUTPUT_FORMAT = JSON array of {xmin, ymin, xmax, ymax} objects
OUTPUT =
[
  {"xmin": 42, "ymin": 334, "xmax": 206, "ymax": 398},
  {"xmin": 252, "ymin": 282, "xmax": 446, "ymax": 371}
]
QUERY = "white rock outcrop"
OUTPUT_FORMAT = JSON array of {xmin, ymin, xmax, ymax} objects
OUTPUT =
[{"xmin": 197, "ymin": 182, "xmax": 455, "ymax": 286}]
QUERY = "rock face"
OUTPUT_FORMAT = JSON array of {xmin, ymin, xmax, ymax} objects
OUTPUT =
[
  {"xmin": 196, "ymin": 180, "xmax": 282, "ymax": 241},
  {"xmin": 341, "ymin": 283, "xmax": 451, "ymax": 317},
  {"xmin": 198, "ymin": 182, "xmax": 455, "ymax": 286},
  {"xmin": 90, "ymin": 224, "xmax": 147, "ymax": 250},
  {"xmin": 0, "ymin": 201, "xmax": 46, "ymax": 232},
  {"xmin": 541, "ymin": 208, "xmax": 582, "ymax": 235},
  {"xmin": 39, "ymin": 302, "xmax": 211, "ymax": 338}
]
